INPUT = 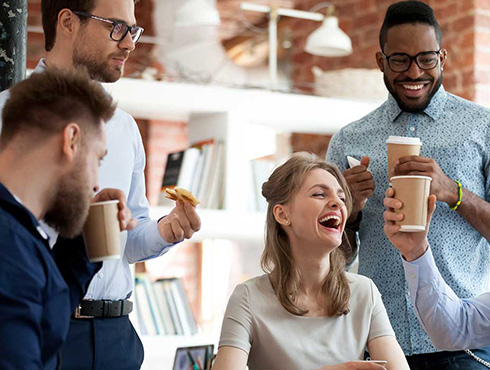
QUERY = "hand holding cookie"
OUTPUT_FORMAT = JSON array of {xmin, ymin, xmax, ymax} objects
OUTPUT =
[
  {"xmin": 159, "ymin": 187, "xmax": 201, "ymax": 243},
  {"xmin": 165, "ymin": 187, "xmax": 200, "ymax": 207}
]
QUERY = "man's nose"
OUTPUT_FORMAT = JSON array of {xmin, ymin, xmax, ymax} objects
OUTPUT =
[
  {"xmin": 119, "ymin": 32, "xmax": 135, "ymax": 52},
  {"xmin": 404, "ymin": 59, "xmax": 424, "ymax": 80}
]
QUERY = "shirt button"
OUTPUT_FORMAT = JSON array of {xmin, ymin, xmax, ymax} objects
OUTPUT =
[
  {"xmin": 98, "ymin": 272, "xmax": 104, "ymax": 279},
  {"xmin": 410, "ymin": 273, "xmax": 415, "ymax": 279},
  {"xmin": 409, "ymin": 126, "xmax": 415, "ymax": 132}
]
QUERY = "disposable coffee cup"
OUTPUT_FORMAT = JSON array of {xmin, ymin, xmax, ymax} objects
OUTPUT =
[
  {"xmin": 386, "ymin": 136, "xmax": 422, "ymax": 183},
  {"xmin": 391, "ymin": 175, "xmax": 432, "ymax": 232},
  {"xmin": 82, "ymin": 200, "xmax": 121, "ymax": 262}
]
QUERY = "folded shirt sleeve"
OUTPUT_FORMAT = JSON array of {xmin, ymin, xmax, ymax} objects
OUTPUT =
[
  {"xmin": 368, "ymin": 279, "xmax": 396, "ymax": 341},
  {"xmin": 403, "ymin": 246, "xmax": 490, "ymax": 350},
  {"xmin": 218, "ymin": 283, "xmax": 253, "ymax": 354}
]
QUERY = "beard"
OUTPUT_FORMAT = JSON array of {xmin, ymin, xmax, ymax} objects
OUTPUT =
[
  {"xmin": 44, "ymin": 161, "xmax": 93, "ymax": 239},
  {"xmin": 72, "ymin": 35, "xmax": 126, "ymax": 83},
  {"xmin": 384, "ymin": 73, "xmax": 443, "ymax": 113}
]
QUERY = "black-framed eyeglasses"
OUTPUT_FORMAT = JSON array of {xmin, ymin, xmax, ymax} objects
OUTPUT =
[
  {"xmin": 73, "ymin": 11, "xmax": 144, "ymax": 44},
  {"xmin": 382, "ymin": 50, "xmax": 442, "ymax": 72}
]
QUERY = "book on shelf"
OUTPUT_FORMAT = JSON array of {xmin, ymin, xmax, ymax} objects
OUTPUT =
[
  {"xmin": 250, "ymin": 154, "xmax": 276, "ymax": 212},
  {"xmin": 133, "ymin": 274, "xmax": 198, "ymax": 336},
  {"xmin": 134, "ymin": 275, "xmax": 156, "ymax": 335},
  {"xmin": 158, "ymin": 138, "xmax": 226, "ymax": 209},
  {"xmin": 158, "ymin": 150, "xmax": 185, "ymax": 206}
]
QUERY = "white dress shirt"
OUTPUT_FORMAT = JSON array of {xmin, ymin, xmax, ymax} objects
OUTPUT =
[
  {"xmin": 0, "ymin": 60, "xmax": 174, "ymax": 300},
  {"xmin": 403, "ymin": 246, "xmax": 490, "ymax": 351}
]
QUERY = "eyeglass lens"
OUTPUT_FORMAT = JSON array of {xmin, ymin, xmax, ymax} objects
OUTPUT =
[
  {"xmin": 389, "ymin": 52, "xmax": 439, "ymax": 72},
  {"xmin": 112, "ymin": 22, "xmax": 143, "ymax": 42}
]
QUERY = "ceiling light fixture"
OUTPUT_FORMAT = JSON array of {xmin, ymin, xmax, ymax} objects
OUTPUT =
[{"xmin": 241, "ymin": 2, "xmax": 352, "ymax": 88}]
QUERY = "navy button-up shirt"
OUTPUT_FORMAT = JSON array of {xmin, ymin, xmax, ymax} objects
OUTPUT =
[
  {"xmin": 0, "ymin": 183, "xmax": 99, "ymax": 369},
  {"xmin": 327, "ymin": 86, "xmax": 490, "ymax": 355}
]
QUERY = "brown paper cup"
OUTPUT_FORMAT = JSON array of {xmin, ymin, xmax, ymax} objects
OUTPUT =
[
  {"xmin": 386, "ymin": 136, "xmax": 422, "ymax": 183},
  {"xmin": 82, "ymin": 200, "xmax": 121, "ymax": 262},
  {"xmin": 391, "ymin": 175, "xmax": 432, "ymax": 232}
]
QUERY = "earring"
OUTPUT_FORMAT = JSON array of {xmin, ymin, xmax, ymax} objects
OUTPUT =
[{"xmin": 284, "ymin": 220, "xmax": 290, "ymax": 225}]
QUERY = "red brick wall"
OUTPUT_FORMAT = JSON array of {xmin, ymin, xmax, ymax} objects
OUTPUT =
[
  {"xmin": 292, "ymin": 0, "xmax": 484, "ymax": 103},
  {"xmin": 474, "ymin": 1, "xmax": 490, "ymax": 105},
  {"xmin": 136, "ymin": 120, "xmax": 189, "ymax": 206}
]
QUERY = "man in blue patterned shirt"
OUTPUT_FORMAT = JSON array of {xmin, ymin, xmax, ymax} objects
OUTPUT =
[{"xmin": 327, "ymin": 1, "xmax": 490, "ymax": 369}]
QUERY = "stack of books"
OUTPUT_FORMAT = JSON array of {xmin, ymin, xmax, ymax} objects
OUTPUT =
[
  {"xmin": 159, "ymin": 138, "xmax": 226, "ymax": 209},
  {"xmin": 133, "ymin": 275, "xmax": 198, "ymax": 336}
]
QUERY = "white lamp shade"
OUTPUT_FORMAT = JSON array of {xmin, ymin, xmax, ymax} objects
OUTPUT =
[
  {"xmin": 175, "ymin": 0, "xmax": 221, "ymax": 27},
  {"xmin": 305, "ymin": 16, "xmax": 352, "ymax": 57}
]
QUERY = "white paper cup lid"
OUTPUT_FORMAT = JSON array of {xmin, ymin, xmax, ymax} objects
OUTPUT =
[
  {"xmin": 390, "ymin": 175, "xmax": 432, "ymax": 181},
  {"xmin": 386, "ymin": 136, "xmax": 422, "ymax": 145},
  {"xmin": 90, "ymin": 200, "xmax": 120, "ymax": 206}
]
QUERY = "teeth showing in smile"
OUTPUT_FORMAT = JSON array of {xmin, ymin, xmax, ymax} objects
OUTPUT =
[
  {"xmin": 319, "ymin": 215, "xmax": 341, "ymax": 228},
  {"xmin": 402, "ymin": 84, "xmax": 424, "ymax": 90}
]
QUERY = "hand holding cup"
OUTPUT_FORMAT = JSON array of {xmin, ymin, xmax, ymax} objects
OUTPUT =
[
  {"xmin": 383, "ymin": 187, "xmax": 437, "ymax": 262},
  {"xmin": 394, "ymin": 156, "xmax": 460, "ymax": 206},
  {"xmin": 93, "ymin": 188, "xmax": 138, "ymax": 231}
]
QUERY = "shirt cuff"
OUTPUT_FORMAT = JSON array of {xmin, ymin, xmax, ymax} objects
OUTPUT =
[
  {"xmin": 134, "ymin": 219, "xmax": 178, "ymax": 262},
  {"xmin": 403, "ymin": 246, "xmax": 442, "ymax": 296}
]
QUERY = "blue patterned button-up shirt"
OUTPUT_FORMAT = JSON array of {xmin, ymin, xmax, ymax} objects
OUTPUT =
[{"xmin": 327, "ymin": 86, "xmax": 490, "ymax": 355}]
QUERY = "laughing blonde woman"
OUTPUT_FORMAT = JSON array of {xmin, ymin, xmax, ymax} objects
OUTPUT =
[{"xmin": 212, "ymin": 152, "xmax": 408, "ymax": 370}]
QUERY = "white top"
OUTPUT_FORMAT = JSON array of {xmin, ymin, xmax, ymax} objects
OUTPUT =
[
  {"xmin": 219, "ymin": 273, "xmax": 395, "ymax": 370},
  {"xmin": 0, "ymin": 60, "xmax": 174, "ymax": 301}
]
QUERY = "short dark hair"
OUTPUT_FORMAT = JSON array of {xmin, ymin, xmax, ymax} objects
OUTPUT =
[
  {"xmin": 379, "ymin": 1, "xmax": 442, "ymax": 52},
  {"xmin": 42, "ymin": 0, "xmax": 140, "ymax": 52},
  {"xmin": 1, "ymin": 68, "xmax": 116, "ymax": 146},
  {"xmin": 42, "ymin": 0, "xmax": 97, "ymax": 52}
]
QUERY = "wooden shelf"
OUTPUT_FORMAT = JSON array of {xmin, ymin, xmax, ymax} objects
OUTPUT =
[{"xmin": 150, "ymin": 206, "xmax": 266, "ymax": 243}]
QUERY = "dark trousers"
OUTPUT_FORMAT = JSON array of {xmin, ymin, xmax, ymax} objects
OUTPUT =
[
  {"xmin": 60, "ymin": 316, "xmax": 144, "ymax": 370},
  {"xmin": 406, "ymin": 347, "xmax": 490, "ymax": 370}
]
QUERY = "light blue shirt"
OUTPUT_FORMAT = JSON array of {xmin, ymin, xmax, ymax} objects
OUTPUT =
[
  {"xmin": 404, "ymin": 246, "xmax": 490, "ymax": 351},
  {"xmin": 0, "ymin": 60, "xmax": 174, "ymax": 300},
  {"xmin": 327, "ymin": 86, "xmax": 490, "ymax": 355}
]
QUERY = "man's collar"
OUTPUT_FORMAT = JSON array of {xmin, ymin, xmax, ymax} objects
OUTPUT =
[
  {"xmin": 33, "ymin": 59, "xmax": 48, "ymax": 74},
  {"xmin": 0, "ymin": 183, "xmax": 49, "ymax": 242},
  {"xmin": 386, "ymin": 85, "xmax": 447, "ymax": 122}
]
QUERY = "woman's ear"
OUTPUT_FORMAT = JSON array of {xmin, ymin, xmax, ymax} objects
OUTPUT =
[{"xmin": 273, "ymin": 204, "xmax": 290, "ymax": 226}]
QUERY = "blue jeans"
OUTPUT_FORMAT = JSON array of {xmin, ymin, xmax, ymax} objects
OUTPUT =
[{"xmin": 406, "ymin": 348, "xmax": 490, "ymax": 370}]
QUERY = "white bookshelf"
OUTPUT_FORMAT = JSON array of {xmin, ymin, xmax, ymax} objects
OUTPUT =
[
  {"xmin": 104, "ymin": 78, "xmax": 382, "ymax": 134},
  {"xmin": 150, "ymin": 206, "xmax": 266, "ymax": 243}
]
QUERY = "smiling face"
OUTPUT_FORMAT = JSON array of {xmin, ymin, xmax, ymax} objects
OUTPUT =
[
  {"xmin": 376, "ymin": 23, "xmax": 447, "ymax": 113},
  {"xmin": 277, "ymin": 169, "xmax": 348, "ymax": 254},
  {"xmin": 72, "ymin": 0, "xmax": 136, "ymax": 82}
]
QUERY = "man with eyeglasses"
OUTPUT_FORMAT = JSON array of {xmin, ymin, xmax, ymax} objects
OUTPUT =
[
  {"xmin": 0, "ymin": 0, "xmax": 201, "ymax": 369},
  {"xmin": 327, "ymin": 1, "xmax": 490, "ymax": 369}
]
